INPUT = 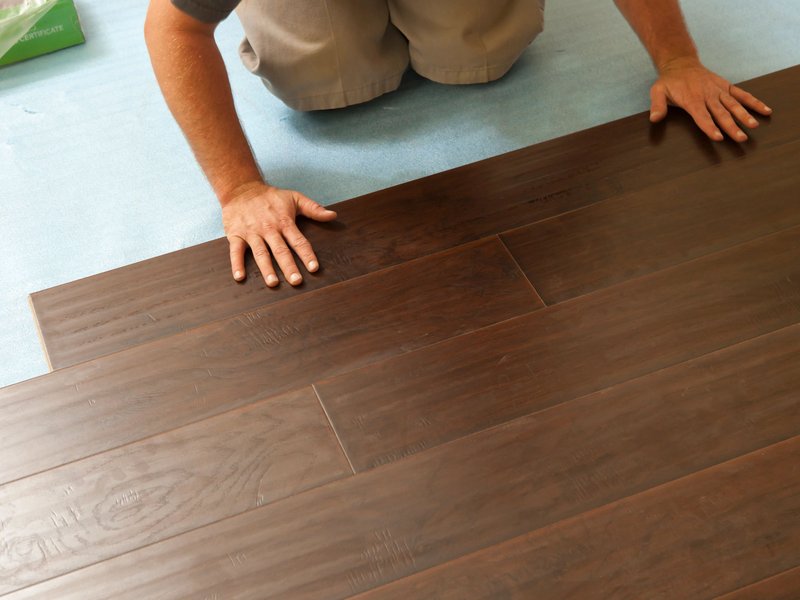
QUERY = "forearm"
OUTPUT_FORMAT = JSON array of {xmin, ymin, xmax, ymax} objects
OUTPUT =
[
  {"xmin": 613, "ymin": 0, "xmax": 698, "ymax": 72},
  {"xmin": 144, "ymin": 1, "xmax": 260, "ymax": 205}
]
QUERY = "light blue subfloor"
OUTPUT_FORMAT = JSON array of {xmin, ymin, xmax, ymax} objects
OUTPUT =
[{"xmin": 2, "ymin": 1, "xmax": 799, "ymax": 387}]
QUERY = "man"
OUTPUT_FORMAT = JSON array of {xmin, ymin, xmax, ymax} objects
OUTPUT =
[{"xmin": 144, "ymin": 0, "xmax": 772, "ymax": 287}]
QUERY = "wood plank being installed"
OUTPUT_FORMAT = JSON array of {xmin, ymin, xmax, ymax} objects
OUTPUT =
[
  {"xmin": 29, "ymin": 66, "xmax": 800, "ymax": 369},
  {"xmin": 5, "ymin": 324, "xmax": 799, "ymax": 598},
  {"xmin": 0, "ymin": 387, "xmax": 351, "ymax": 594},
  {"xmin": 317, "ymin": 227, "xmax": 800, "ymax": 470},
  {"xmin": 0, "ymin": 238, "xmax": 541, "ymax": 485}
]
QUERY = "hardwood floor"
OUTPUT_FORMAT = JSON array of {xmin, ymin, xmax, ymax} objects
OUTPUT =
[{"xmin": 4, "ymin": 66, "xmax": 799, "ymax": 598}]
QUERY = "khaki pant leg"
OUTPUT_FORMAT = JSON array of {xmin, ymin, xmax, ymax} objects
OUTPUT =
[
  {"xmin": 235, "ymin": 0, "xmax": 410, "ymax": 111},
  {"xmin": 387, "ymin": 0, "xmax": 545, "ymax": 84}
]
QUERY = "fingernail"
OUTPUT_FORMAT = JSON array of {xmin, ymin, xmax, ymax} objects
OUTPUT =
[
  {"xmin": 737, "ymin": 130, "xmax": 747, "ymax": 141},
  {"xmin": 763, "ymin": 105, "xmax": 772, "ymax": 112},
  {"xmin": 290, "ymin": 273, "xmax": 302, "ymax": 285},
  {"xmin": 266, "ymin": 274, "xmax": 279, "ymax": 286},
  {"xmin": 308, "ymin": 260, "xmax": 318, "ymax": 272},
  {"xmin": 714, "ymin": 129, "xmax": 723, "ymax": 140},
  {"xmin": 234, "ymin": 270, "xmax": 243, "ymax": 280},
  {"xmin": 748, "ymin": 118, "xmax": 757, "ymax": 127}
]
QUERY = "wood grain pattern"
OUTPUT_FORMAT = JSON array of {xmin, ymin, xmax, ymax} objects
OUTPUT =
[
  {"xmin": 318, "ymin": 226, "xmax": 800, "ymax": 470},
  {"xmin": 0, "ymin": 387, "xmax": 351, "ymax": 594},
  {"xmin": 501, "ymin": 138, "xmax": 800, "ymax": 304},
  {"xmin": 717, "ymin": 566, "xmax": 800, "ymax": 600},
  {"xmin": 0, "ymin": 238, "xmax": 540, "ymax": 486},
  {"xmin": 354, "ymin": 436, "xmax": 800, "ymax": 600},
  {"xmin": 29, "ymin": 67, "xmax": 800, "ymax": 369},
  {"xmin": 6, "ymin": 323, "xmax": 799, "ymax": 599}
]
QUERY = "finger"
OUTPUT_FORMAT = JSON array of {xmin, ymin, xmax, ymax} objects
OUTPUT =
[
  {"xmin": 729, "ymin": 85, "xmax": 772, "ymax": 116},
  {"xmin": 282, "ymin": 222, "xmax": 320, "ymax": 273},
  {"xmin": 720, "ymin": 93, "xmax": 758, "ymax": 129},
  {"xmin": 684, "ymin": 101, "xmax": 724, "ymax": 142},
  {"xmin": 708, "ymin": 98, "xmax": 747, "ymax": 142},
  {"xmin": 649, "ymin": 84, "xmax": 669, "ymax": 122},
  {"xmin": 263, "ymin": 230, "xmax": 303, "ymax": 286},
  {"xmin": 295, "ymin": 192, "xmax": 337, "ymax": 222},
  {"xmin": 228, "ymin": 236, "xmax": 247, "ymax": 281},
  {"xmin": 246, "ymin": 235, "xmax": 279, "ymax": 288}
]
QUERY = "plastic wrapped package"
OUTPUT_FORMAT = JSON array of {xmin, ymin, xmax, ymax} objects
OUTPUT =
[{"xmin": 0, "ymin": 0, "xmax": 84, "ymax": 66}]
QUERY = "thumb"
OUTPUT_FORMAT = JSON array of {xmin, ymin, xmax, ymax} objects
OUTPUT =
[
  {"xmin": 649, "ymin": 83, "xmax": 669, "ymax": 123},
  {"xmin": 295, "ymin": 192, "xmax": 338, "ymax": 222}
]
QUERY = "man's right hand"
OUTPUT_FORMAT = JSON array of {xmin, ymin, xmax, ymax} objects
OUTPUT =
[{"xmin": 221, "ymin": 181, "xmax": 338, "ymax": 287}]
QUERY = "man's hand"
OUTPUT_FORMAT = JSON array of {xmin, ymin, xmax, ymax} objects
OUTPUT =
[
  {"xmin": 612, "ymin": 0, "xmax": 773, "ymax": 143},
  {"xmin": 222, "ymin": 182, "xmax": 338, "ymax": 287},
  {"xmin": 649, "ymin": 58, "xmax": 773, "ymax": 142},
  {"xmin": 146, "ymin": 1, "xmax": 339, "ymax": 289}
]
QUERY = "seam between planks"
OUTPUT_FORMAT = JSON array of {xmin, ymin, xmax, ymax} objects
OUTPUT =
[
  {"xmin": 313, "ymin": 383, "xmax": 356, "ymax": 475},
  {"xmin": 496, "ymin": 235, "xmax": 548, "ymax": 307},
  {"xmin": 345, "ymin": 433, "xmax": 800, "ymax": 599}
]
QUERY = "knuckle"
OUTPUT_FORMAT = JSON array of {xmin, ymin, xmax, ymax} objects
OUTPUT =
[
  {"xmin": 278, "ymin": 216, "xmax": 295, "ymax": 230},
  {"xmin": 293, "ymin": 237, "xmax": 311, "ymax": 251},
  {"xmin": 272, "ymin": 245, "xmax": 291, "ymax": 258}
]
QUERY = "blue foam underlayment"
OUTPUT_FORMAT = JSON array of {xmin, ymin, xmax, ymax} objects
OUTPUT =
[{"xmin": 1, "ymin": 1, "xmax": 799, "ymax": 387}]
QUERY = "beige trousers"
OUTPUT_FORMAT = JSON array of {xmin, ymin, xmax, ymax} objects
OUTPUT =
[{"xmin": 235, "ymin": 1, "xmax": 545, "ymax": 111}]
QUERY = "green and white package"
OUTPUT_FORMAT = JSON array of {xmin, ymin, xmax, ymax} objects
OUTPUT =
[{"xmin": 0, "ymin": 0, "xmax": 85, "ymax": 66}]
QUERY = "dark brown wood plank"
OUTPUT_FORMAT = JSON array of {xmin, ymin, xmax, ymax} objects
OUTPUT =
[
  {"xmin": 0, "ymin": 387, "xmax": 351, "ymax": 595},
  {"xmin": 0, "ymin": 238, "xmax": 540, "ymax": 486},
  {"xmin": 501, "ymin": 138, "xmax": 800, "ymax": 304},
  {"xmin": 717, "ymin": 566, "xmax": 800, "ymax": 600},
  {"xmin": 318, "ymin": 226, "xmax": 800, "ymax": 471},
  {"xmin": 29, "ymin": 67, "xmax": 800, "ymax": 369},
  {"xmin": 354, "ymin": 437, "xmax": 800, "ymax": 600},
  {"xmin": 5, "ymin": 323, "xmax": 799, "ymax": 599}
]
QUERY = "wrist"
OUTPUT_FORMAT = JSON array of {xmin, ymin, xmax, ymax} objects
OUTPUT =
[
  {"xmin": 218, "ymin": 179, "xmax": 270, "ymax": 207},
  {"xmin": 656, "ymin": 54, "xmax": 701, "ymax": 75}
]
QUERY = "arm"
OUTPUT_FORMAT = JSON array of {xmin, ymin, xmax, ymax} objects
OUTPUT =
[
  {"xmin": 144, "ymin": 0, "xmax": 336, "ymax": 286},
  {"xmin": 613, "ymin": 0, "xmax": 772, "ymax": 142}
]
